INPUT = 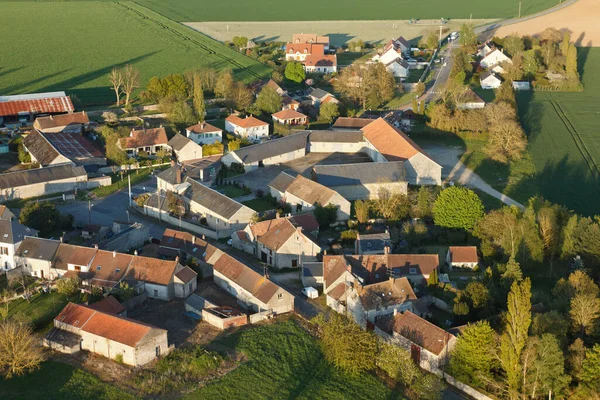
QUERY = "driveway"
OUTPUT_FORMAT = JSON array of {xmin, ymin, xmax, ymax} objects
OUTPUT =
[{"xmin": 420, "ymin": 143, "xmax": 524, "ymax": 209}]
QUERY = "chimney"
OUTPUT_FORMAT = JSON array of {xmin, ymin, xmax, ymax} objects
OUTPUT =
[
  {"xmin": 175, "ymin": 255, "xmax": 180, "ymax": 264},
  {"xmin": 134, "ymin": 250, "xmax": 138, "ymax": 256},
  {"xmin": 384, "ymin": 246, "xmax": 390, "ymax": 255},
  {"xmin": 113, "ymin": 250, "xmax": 117, "ymax": 258},
  {"xmin": 393, "ymin": 308, "xmax": 398, "ymax": 317},
  {"xmin": 323, "ymin": 250, "xmax": 327, "ymax": 255},
  {"xmin": 202, "ymin": 234, "xmax": 206, "ymax": 240},
  {"xmin": 296, "ymin": 227, "xmax": 302, "ymax": 234},
  {"xmin": 176, "ymin": 167, "xmax": 182, "ymax": 184},
  {"xmin": 192, "ymin": 235, "xmax": 196, "ymax": 244},
  {"xmin": 276, "ymin": 212, "xmax": 281, "ymax": 219},
  {"xmin": 94, "ymin": 244, "xmax": 98, "ymax": 249}
]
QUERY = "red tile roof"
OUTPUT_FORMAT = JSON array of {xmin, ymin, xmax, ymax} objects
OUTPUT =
[
  {"xmin": 361, "ymin": 118, "xmax": 434, "ymax": 162},
  {"xmin": 56, "ymin": 302, "xmax": 96, "ymax": 328},
  {"xmin": 286, "ymin": 43, "xmax": 325, "ymax": 55},
  {"xmin": 304, "ymin": 54, "xmax": 337, "ymax": 68},
  {"xmin": 225, "ymin": 115, "xmax": 268, "ymax": 128},
  {"xmin": 88, "ymin": 296, "xmax": 125, "ymax": 315},
  {"xmin": 175, "ymin": 266, "xmax": 197, "ymax": 283},
  {"xmin": 290, "ymin": 213, "xmax": 319, "ymax": 233},
  {"xmin": 272, "ymin": 109, "xmax": 307, "ymax": 120},
  {"xmin": 393, "ymin": 311, "xmax": 453, "ymax": 355},
  {"xmin": 0, "ymin": 95, "xmax": 74, "ymax": 117},
  {"xmin": 126, "ymin": 256, "xmax": 178, "ymax": 286},
  {"xmin": 34, "ymin": 111, "xmax": 89, "ymax": 131},
  {"xmin": 120, "ymin": 127, "xmax": 168, "ymax": 149},
  {"xmin": 448, "ymin": 246, "xmax": 478, "ymax": 263},
  {"xmin": 187, "ymin": 122, "xmax": 221, "ymax": 134}
]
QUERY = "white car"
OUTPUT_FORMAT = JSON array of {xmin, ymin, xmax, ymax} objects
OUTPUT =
[
  {"xmin": 227, "ymin": 238, "xmax": 233, "ymax": 246},
  {"xmin": 301, "ymin": 287, "xmax": 319, "ymax": 299}
]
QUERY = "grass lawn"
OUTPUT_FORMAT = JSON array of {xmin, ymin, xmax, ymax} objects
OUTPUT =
[
  {"xmin": 0, "ymin": 360, "xmax": 137, "ymax": 400},
  {"xmin": 92, "ymin": 166, "xmax": 168, "ymax": 198},
  {"xmin": 405, "ymin": 69, "xmax": 423, "ymax": 84},
  {"xmin": 7, "ymin": 291, "xmax": 78, "ymax": 332},
  {"xmin": 217, "ymin": 185, "xmax": 248, "ymax": 198},
  {"xmin": 242, "ymin": 198, "xmax": 275, "ymax": 212},
  {"xmin": 138, "ymin": 0, "xmax": 557, "ymax": 21},
  {"xmin": 385, "ymin": 92, "xmax": 415, "ymax": 109},
  {"xmin": 0, "ymin": 1, "xmax": 270, "ymax": 106},
  {"xmin": 184, "ymin": 319, "xmax": 403, "ymax": 400},
  {"xmin": 337, "ymin": 51, "xmax": 374, "ymax": 66},
  {"xmin": 517, "ymin": 48, "xmax": 600, "ymax": 216}
]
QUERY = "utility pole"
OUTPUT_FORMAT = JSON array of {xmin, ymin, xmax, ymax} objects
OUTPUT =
[
  {"xmin": 438, "ymin": 25, "xmax": 442, "ymax": 44},
  {"xmin": 128, "ymin": 174, "xmax": 132, "ymax": 207},
  {"xmin": 88, "ymin": 200, "xmax": 92, "ymax": 224},
  {"xmin": 470, "ymin": 13, "xmax": 472, "ymax": 23},
  {"xmin": 518, "ymin": 1, "xmax": 522, "ymax": 18}
]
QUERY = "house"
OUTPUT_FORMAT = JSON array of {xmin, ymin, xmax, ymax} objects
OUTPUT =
[
  {"xmin": 285, "ymin": 43, "xmax": 326, "ymax": 62},
  {"xmin": 323, "ymin": 253, "xmax": 439, "ymax": 289},
  {"xmin": 329, "ymin": 277, "xmax": 417, "ymax": 329},
  {"xmin": 446, "ymin": 246, "xmax": 478, "ymax": 269},
  {"xmin": 88, "ymin": 295, "xmax": 126, "ymax": 317},
  {"xmin": 292, "ymin": 33, "xmax": 330, "ymax": 51},
  {"xmin": 375, "ymin": 310, "xmax": 456, "ymax": 372},
  {"xmin": 225, "ymin": 115, "xmax": 269, "ymax": 142},
  {"xmin": 312, "ymin": 161, "xmax": 408, "ymax": 200},
  {"xmin": 456, "ymin": 88, "xmax": 486, "ymax": 110},
  {"xmin": 33, "ymin": 111, "xmax": 89, "ymax": 133},
  {"xmin": 23, "ymin": 129, "xmax": 106, "ymax": 167},
  {"xmin": 301, "ymin": 262, "xmax": 323, "ymax": 288},
  {"xmin": 272, "ymin": 109, "xmax": 308, "ymax": 125},
  {"xmin": 480, "ymin": 71, "xmax": 502, "ymax": 89},
  {"xmin": 361, "ymin": 118, "xmax": 442, "ymax": 185},
  {"xmin": 384, "ymin": 58, "xmax": 410, "ymax": 78},
  {"xmin": 211, "ymin": 252, "xmax": 294, "ymax": 314},
  {"xmin": 0, "ymin": 164, "xmax": 90, "ymax": 203},
  {"xmin": 269, "ymin": 172, "xmax": 351, "ymax": 221},
  {"xmin": 512, "ymin": 81, "xmax": 531, "ymax": 90},
  {"xmin": 332, "ymin": 117, "xmax": 374, "ymax": 131},
  {"xmin": 158, "ymin": 228, "xmax": 217, "ymax": 278},
  {"xmin": 307, "ymin": 130, "xmax": 366, "ymax": 153},
  {"xmin": 119, "ymin": 127, "xmax": 170, "ymax": 157},
  {"xmin": 304, "ymin": 53, "xmax": 337, "ymax": 74},
  {"xmin": 125, "ymin": 255, "xmax": 195, "ymax": 300},
  {"xmin": 156, "ymin": 163, "xmax": 189, "ymax": 193},
  {"xmin": 221, "ymin": 131, "xmax": 309, "ymax": 172},
  {"xmin": 168, "ymin": 133, "xmax": 204, "ymax": 162},
  {"xmin": 184, "ymin": 177, "xmax": 255, "ymax": 232},
  {"xmin": 306, "ymin": 88, "xmax": 339, "ymax": 106},
  {"xmin": 0, "ymin": 92, "xmax": 74, "ymax": 125},
  {"xmin": 0, "ymin": 206, "xmax": 16, "ymax": 221},
  {"xmin": 355, "ymin": 231, "xmax": 391, "ymax": 255},
  {"xmin": 477, "ymin": 42, "xmax": 496, "ymax": 58},
  {"xmin": 371, "ymin": 37, "xmax": 410, "ymax": 76},
  {"xmin": 0, "ymin": 220, "xmax": 38, "ymax": 271},
  {"xmin": 262, "ymin": 79, "xmax": 286, "ymax": 96},
  {"xmin": 281, "ymin": 95, "xmax": 300, "ymax": 111},
  {"xmin": 232, "ymin": 214, "xmax": 321, "ymax": 269},
  {"xmin": 182, "ymin": 155, "xmax": 222, "ymax": 185},
  {"xmin": 480, "ymin": 48, "xmax": 511, "ymax": 69},
  {"xmin": 45, "ymin": 302, "xmax": 168, "ymax": 366},
  {"xmin": 186, "ymin": 122, "xmax": 223, "ymax": 145}
]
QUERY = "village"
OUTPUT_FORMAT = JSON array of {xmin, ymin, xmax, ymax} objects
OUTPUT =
[{"xmin": 0, "ymin": 21, "xmax": 598, "ymax": 400}]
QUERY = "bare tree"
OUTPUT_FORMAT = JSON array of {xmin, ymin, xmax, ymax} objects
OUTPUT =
[
  {"xmin": 109, "ymin": 68, "xmax": 124, "ymax": 107},
  {"xmin": 122, "ymin": 64, "xmax": 140, "ymax": 107},
  {"xmin": 0, "ymin": 319, "xmax": 45, "ymax": 378},
  {"xmin": 0, "ymin": 288, "xmax": 14, "ymax": 320},
  {"xmin": 9, "ymin": 270, "xmax": 32, "ymax": 304}
]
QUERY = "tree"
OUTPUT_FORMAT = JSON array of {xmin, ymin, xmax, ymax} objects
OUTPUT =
[
  {"xmin": 579, "ymin": 344, "xmax": 600, "ymax": 392},
  {"xmin": 231, "ymin": 36, "xmax": 248, "ymax": 49},
  {"xmin": 503, "ymin": 34, "xmax": 524, "ymax": 57},
  {"xmin": 498, "ymin": 278, "xmax": 531, "ymax": 398},
  {"xmin": 214, "ymin": 70, "xmax": 234, "ymax": 100},
  {"xmin": 570, "ymin": 292, "xmax": 600, "ymax": 337},
  {"xmin": 464, "ymin": 281, "xmax": 490, "ymax": 309},
  {"xmin": 0, "ymin": 289, "xmax": 14, "ymax": 320},
  {"xmin": 313, "ymin": 203, "xmax": 338, "ymax": 229},
  {"xmin": 319, "ymin": 102, "xmax": 339, "ymax": 123},
  {"xmin": 284, "ymin": 62, "xmax": 305, "ymax": 83},
  {"xmin": 474, "ymin": 206, "xmax": 522, "ymax": 258},
  {"xmin": 117, "ymin": 281, "xmax": 134, "ymax": 301},
  {"xmin": 317, "ymin": 313, "xmax": 377, "ymax": 376},
  {"xmin": 415, "ymin": 82, "xmax": 426, "ymax": 96},
  {"xmin": 368, "ymin": 63, "xmax": 396, "ymax": 108},
  {"xmin": 255, "ymin": 86, "xmax": 282, "ymax": 114},
  {"xmin": 494, "ymin": 81, "xmax": 516, "ymax": 109},
  {"xmin": 0, "ymin": 319, "xmax": 44, "ymax": 378},
  {"xmin": 55, "ymin": 276, "xmax": 80, "ymax": 296},
  {"xmin": 101, "ymin": 111, "xmax": 118, "ymax": 124},
  {"xmin": 354, "ymin": 200, "xmax": 370, "ymax": 224},
  {"xmin": 501, "ymin": 257, "xmax": 523, "ymax": 283},
  {"xmin": 166, "ymin": 191, "xmax": 185, "ymax": 217},
  {"xmin": 433, "ymin": 186, "xmax": 484, "ymax": 231},
  {"xmin": 484, "ymin": 102, "xmax": 527, "ymax": 163},
  {"xmin": 531, "ymin": 311, "xmax": 569, "ymax": 347},
  {"xmin": 449, "ymin": 321, "xmax": 497, "ymax": 386},
  {"xmin": 231, "ymin": 82, "xmax": 253, "ymax": 110},
  {"xmin": 160, "ymin": 99, "xmax": 195, "ymax": 130},
  {"xmin": 109, "ymin": 68, "xmax": 124, "ymax": 106},
  {"xmin": 566, "ymin": 43, "xmax": 579, "ymax": 81},
  {"xmin": 459, "ymin": 23, "xmax": 477, "ymax": 48},
  {"xmin": 415, "ymin": 186, "xmax": 433, "ymax": 219},
  {"xmin": 522, "ymin": 334, "xmax": 570, "ymax": 399},
  {"xmin": 122, "ymin": 64, "xmax": 140, "ymax": 107},
  {"xmin": 192, "ymin": 72, "xmax": 206, "ymax": 121},
  {"xmin": 19, "ymin": 201, "xmax": 60, "ymax": 237},
  {"xmin": 522, "ymin": 50, "xmax": 540, "ymax": 80},
  {"xmin": 334, "ymin": 64, "xmax": 371, "ymax": 109},
  {"xmin": 425, "ymin": 31, "xmax": 438, "ymax": 50},
  {"xmin": 374, "ymin": 187, "xmax": 410, "ymax": 220},
  {"xmin": 568, "ymin": 339, "xmax": 586, "ymax": 377}
]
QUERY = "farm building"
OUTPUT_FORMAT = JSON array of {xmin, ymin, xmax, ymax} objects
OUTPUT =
[
  {"xmin": 0, "ymin": 164, "xmax": 94, "ymax": 202},
  {"xmin": 0, "ymin": 92, "xmax": 74, "ymax": 126},
  {"xmin": 186, "ymin": 121, "xmax": 223, "ymax": 145},
  {"xmin": 269, "ymin": 172, "xmax": 351, "ymax": 221},
  {"xmin": 45, "ymin": 303, "xmax": 169, "ymax": 366},
  {"xmin": 512, "ymin": 81, "xmax": 531, "ymax": 90},
  {"xmin": 361, "ymin": 118, "xmax": 442, "ymax": 185},
  {"xmin": 480, "ymin": 71, "xmax": 502, "ymax": 89},
  {"xmin": 33, "ymin": 111, "xmax": 89, "ymax": 133},
  {"xmin": 272, "ymin": 109, "xmax": 308, "ymax": 125},
  {"xmin": 221, "ymin": 131, "xmax": 309, "ymax": 172},
  {"xmin": 312, "ymin": 161, "xmax": 408, "ymax": 200},
  {"xmin": 446, "ymin": 246, "xmax": 479, "ymax": 269},
  {"xmin": 119, "ymin": 127, "xmax": 171, "ymax": 157},
  {"xmin": 332, "ymin": 117, "xmax": 374, "ymax": 131},
  {"xmin": 168, "ymin": 133, "xmax": 204, "ymax": 162},
  {"xmin": 307, "ymin": 130, "xmax": 366, "ymax": 153},
  {"xmin": 23, "ymin": 129, "xmax": 106, "ymax": 167},
  {"xmin": 301, "ymin": 262, "xmax": 323, "ymax": 288},
  {"xmin": 225, "ymin": 115, "xmax": 269, "ymax": 142},
  {"xmin": 456, "ymin": 88, "xmax": 486, "ymax": 109}
]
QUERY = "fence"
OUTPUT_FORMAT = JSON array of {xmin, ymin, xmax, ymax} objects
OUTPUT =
[
  {"xmin": 249, "ymin": 310, "xmax": 273, "ymax": 324},
  {"xmin": 97, "ymin": 162, "xmax": 170, "ymax": 175},
  {"xmin": 121, "ymin": 292, "xmax": 148, "ymax": 311},
  {"xmin": 419, "ymin": 295, "xmax": 451, "ymax": 312}
]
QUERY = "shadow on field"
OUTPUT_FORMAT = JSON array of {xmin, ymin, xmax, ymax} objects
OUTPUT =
[
  {"xmin": 0, "ymin": 66, "xmax": 24, "ymax": 79},
  {"xmin": 0, "ymin": 68, "xmax": 72, "ymax": 94},
  {"xmin": 325, "ymin": 33, "xmax": 354, "ymax": 46}
]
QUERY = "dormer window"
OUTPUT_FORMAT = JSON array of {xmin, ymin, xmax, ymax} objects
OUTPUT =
[
  {"xmin": 304, "ymin": 49, "xmax": 308, "ymax": 53},
  {"xmin": 409, "ymin": 268, "xmax": 417, "ymax": 274},
  {"xmin": 96, "ymin": 266, "xmax": 101, "ymax": 271}
]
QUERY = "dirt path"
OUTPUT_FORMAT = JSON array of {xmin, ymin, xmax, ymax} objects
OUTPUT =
[{"xmin": 481, "ymin": 0, "xmax": 598, "ymax": 46}]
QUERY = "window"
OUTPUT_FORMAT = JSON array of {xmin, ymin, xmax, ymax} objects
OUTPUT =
[
  {"xmin": 156, "ymin": 346, "xmax": 161, "ymax": 357},
  {"xmin": 291, "ymin": 259, "xmax": 298, "ymax": 268},
  {"xmin": 75, "ymin": 265, "xmax": 81, "ymax": 271},
  {"xmin": 409, "ymin": 268, "xmax": 417, "ymax": 274},
  {"xmin": 278, "ymin": 293, "xmax": 283, "ymax": 299},
  {"xmin": 154, "ymin": 289, "xmax": 159, "ymax": 297}
]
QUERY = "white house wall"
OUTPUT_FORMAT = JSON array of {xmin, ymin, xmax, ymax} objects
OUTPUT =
[
  {"xmin": 406, "ymin": 153, "xmax": 442, "ymax": 185},
  {"xmin": 0, "ymin": 175, "xmax": 88, "ymax": 202}
]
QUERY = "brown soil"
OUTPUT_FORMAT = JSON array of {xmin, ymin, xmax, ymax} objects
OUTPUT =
[{"xmin": 487, "ymin": 0, "xmax": 600, "ymax": 46}]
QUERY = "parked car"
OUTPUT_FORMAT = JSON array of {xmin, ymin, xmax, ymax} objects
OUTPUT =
[
  {"xmin": 301, "ymin": 287, "xmax": 319, "ymax": 299},
  {"xmin": 227, "ymin": 238, "xmax": 233, "ymax": 246}
]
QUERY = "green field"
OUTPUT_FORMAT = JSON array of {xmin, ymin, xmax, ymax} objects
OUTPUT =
[
  {"xmin": 135, "ymin": 0, "xmax": 556, "ymax": 21},
  {"xmin": 185, "ymin": 320, "xmax": 402, "ymax": 400},
  {"xmin": 518, "ymin": 48, "xmax": 600, "ymax": 216},
  {"xmin": 0, "ymin": 361, "xmax": 137, "ymax": 400},
  {"xmin": 0, "ymin": 1, "xmax": 270, "ymax": 106}
]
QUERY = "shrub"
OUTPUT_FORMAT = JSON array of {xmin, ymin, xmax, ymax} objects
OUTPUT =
[
  {"xmin": 56, "ymin": 277, "xmax": 80, "ymax": 296},
  {"xmin": 114, "ymin": 353, "xmax": 124, "ymax": 364},
  {"xmin": 340, "ymin": 229, "xmax": 358, "ymax": 242},
  {"xmin": 255, "ymin": 189, "xmax": 264, "ymax": 198}
]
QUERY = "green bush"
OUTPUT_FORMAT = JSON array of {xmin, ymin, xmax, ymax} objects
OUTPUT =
[{"xmin": 340, "ymin": 229, "xmax": 358, "ymax": 242}]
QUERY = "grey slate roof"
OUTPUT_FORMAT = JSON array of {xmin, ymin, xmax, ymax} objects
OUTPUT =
[
  {"xmin": 15, "ymin": 237, "xmax": 60, "ymax": 260},
  {"xmin": 303, "ymin": 262, "xmax": 323, "ymax": 278},
  {"xmin": 307, "ymin": 87, "xmax": 331, "ymax": 100},
  {"xmin": 0, "ymin": 164, "xmax": 86, "ymax": 190},
  {"xmin": 358, "ymin": 231, "xmax": 391, "ymax": 253},
  {"xmin": 168, "ymin": 133, "xmax": 193, "ymax": 151},
  {"xmin": 332, "ymin": 117, "xmax": 374, "ymax": 130},
  {"xmin": 268, "ymin": 172, "xmax": 295, "ymax": 193},
  {"xmin": 158, "ymin": 165, "xmax": 185, "ymax": 185},
  {"xmin": 184, "ymin": 177, "xmax": 246, "ymax": 220},
  {"xmin": 0, "ymin": 220, "xmax": 38, "ymax": 245},
  {"xmin": 23, "ymin": 130, "xmax": 61, "ymax": 165},
  {"xmin": 308, "ymin": 130, "xmax": 365, "ymax": 143},
  {"xmin": 231, "ymin": 131, "xmax": 309, "ymax": 164},
  {"xmin": 313, "ymin": 161, "xmax": 407, "ymax": 186}
]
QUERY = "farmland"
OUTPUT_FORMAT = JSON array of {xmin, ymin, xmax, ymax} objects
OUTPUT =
[
  {"xmin": 139, "ymin": 0, "xmax": 556, "ymax": 21},
  {"xmin": 0, "ymin": 1, "xmax": 271, "ymax": 106},
  {"xmin": 518, "ymin": 48, "xmax": 600, "ymax": 216}
]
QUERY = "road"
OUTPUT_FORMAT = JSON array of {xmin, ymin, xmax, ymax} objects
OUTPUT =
[{"xmin": 422, "ymin": 40, "xmax": 459, "ymax": 103}]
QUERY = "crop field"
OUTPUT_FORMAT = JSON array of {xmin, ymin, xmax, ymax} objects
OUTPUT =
[
  {"xmin": 137, "ymin": 0, "xmax": 556, "ymax": 21},
  {"xmin": 184, "ymin": 320, "xmax": 402, "ymax": 400},
  {"xmin": 0, "ymin": 1, "xmax": 270, "ymax": 106},
  {"xmin": 518, "ymin": 48, "xmax": 600, "ymax": 216}
]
